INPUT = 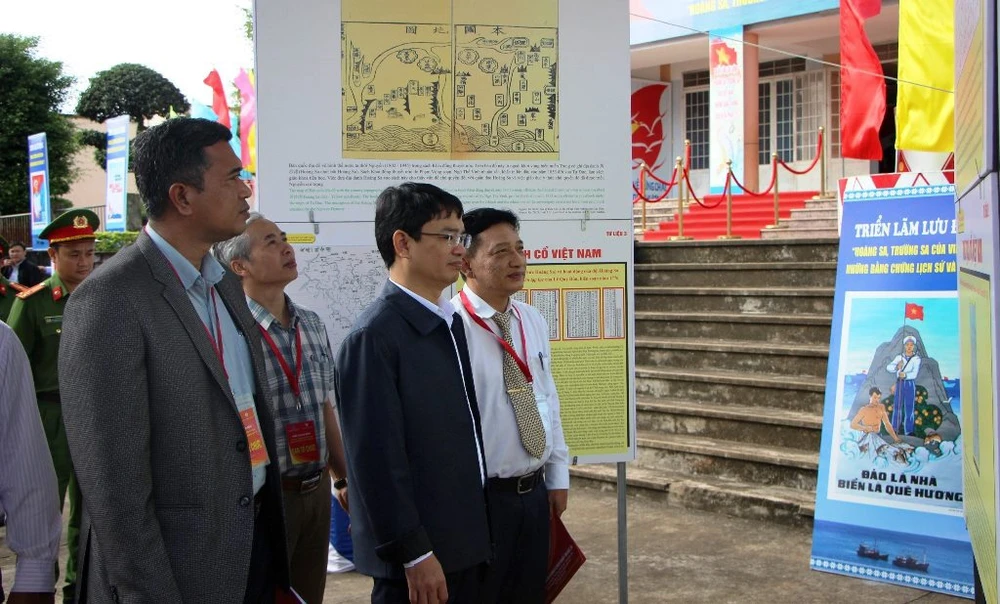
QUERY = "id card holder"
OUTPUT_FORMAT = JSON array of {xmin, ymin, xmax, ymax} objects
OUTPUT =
[
  {"xmin": 285, "ymin": 420, "xmax": 321, "ymax": 465},
  {"xmin": 236, "ymin": 394, "xmax": 270, "ymax": 470}
]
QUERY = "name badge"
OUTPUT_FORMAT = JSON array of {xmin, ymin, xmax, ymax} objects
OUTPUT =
[
  {"xmin": 239, "ymin": 405, "xmax": 270, "ymax": 469},
  {"xmin": 285, "ymin": 420, "xmax": 321, "ymax": 465}
]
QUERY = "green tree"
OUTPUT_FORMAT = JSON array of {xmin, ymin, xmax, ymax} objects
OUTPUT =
[
  {"xmin": 76, "ymin": 63, "xmax": 189, "ymax": 130},
  {"xmin": 75, "ymin": 63, "xmax": 189, "ymax": 169},
  {"xmin": 0, "ymin": 35, "xmax": 78, "ymax": 215}
]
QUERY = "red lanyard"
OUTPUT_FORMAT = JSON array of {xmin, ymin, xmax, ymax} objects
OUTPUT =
[
  {"xmin": 459, "ymin": 290, "xmax": 532, "ymax": 384},
  {"xmin": 257, "ymin": 323, "xmax": 303, "ymax": 398},
  {"xmin": 163, "ymin": 255, "xmax": 227, "ymax": 378}
]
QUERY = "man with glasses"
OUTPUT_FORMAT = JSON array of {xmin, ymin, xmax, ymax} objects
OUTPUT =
[
  {"xmin": 453, "ymin": 208, "xmax": 569, "ymax": 604},
  {"xmin": 335, "ymin": 182, "xmax": 491, "ymax": 604}
]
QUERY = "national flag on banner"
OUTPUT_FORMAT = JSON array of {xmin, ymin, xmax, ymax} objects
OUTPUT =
[
  {"xmin": 905, "ymin": 302, "xmax": 924, "ymax": 321},
  {"xmin": 839, "ymin": 0, "xmax": 885, "ymax": 160},
  {"xmin": 895, "ymin": 0, "xmax": 955, "ymax": 152},
  {"xmin": 204, "ymin": 69, "xmax": 232, "ymax": 129}
]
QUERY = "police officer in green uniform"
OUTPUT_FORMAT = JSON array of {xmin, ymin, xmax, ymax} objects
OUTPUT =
[
  {"xmin": 7, "ymin": 209, "xmax": 99, "ymax": 602},
  {"xmin": 0, "ymin": 236, "xmax": 19, "ymax": 322}
]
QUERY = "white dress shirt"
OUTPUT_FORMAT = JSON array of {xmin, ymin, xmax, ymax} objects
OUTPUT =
[
  {"xmin": 0, "ymin": 321, "xmax": 61, "ymax": 596},
  {"xmin": 453, "ymin": 286, "xmax": 570, "ymax": 490},
  {"xmin": 8, "ymin": 261, "xmax": 19, "ymax": 284}
]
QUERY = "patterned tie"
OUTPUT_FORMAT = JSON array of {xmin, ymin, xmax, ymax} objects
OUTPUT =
[{"xmin": 492, "ymin": 311, "xmax": 547, "ymax": 458}]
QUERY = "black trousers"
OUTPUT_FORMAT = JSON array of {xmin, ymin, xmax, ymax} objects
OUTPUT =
[
  {"xmin": 244, "ymin": 495, "xmax": 278, "ymax": 604},
  {"xmin": 481, "ymin": 480, "xmax": 550, "ymax": 604},
  {"xmin": 371, "ymin": 563, "xmax": 486, "ymax": 604}
]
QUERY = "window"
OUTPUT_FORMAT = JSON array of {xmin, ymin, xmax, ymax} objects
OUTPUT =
[
  {"xmin": 683, "ymin": 70, "xmax": 710, "ymax": 87},
  {"xmin": 756, "ymin": 78, "xmax": 794, "ymax": 164},
  {"xmin": 758, "ymin": 82, "xmax": 771, "ymax": 165},
  {"xmin": 794, "ymin": 71, "xmax": 826, "ymax": 161},
  {"xmin": 684, "ymin": 89, "xmax": 710, "ymax": 170},
  {"xmin": 757, "ymin": 70, "xmax": 828, "ymax": 164},
  {"xmin": 776, "ymin": 79, "xmax": 795, "ymax": 162},
  {"xmin": 758, "ymin": 57, "xmax": 806, "ymax": 78}
]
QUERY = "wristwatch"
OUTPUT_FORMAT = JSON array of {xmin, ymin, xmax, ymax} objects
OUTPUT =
[{"xmin": 333, "ymin": 477, "xmax": 348, "ymax": 490}]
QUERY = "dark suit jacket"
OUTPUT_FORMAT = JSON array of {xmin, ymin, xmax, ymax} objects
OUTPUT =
[
  {"xmin": 59, "ymin": 232, "xmax": 289, "ymax": 603},
  {"xmin": 2, "ymin": 259, "xmax": 45, "ymax": 287},
  {"xmin": 335, "ymin": 281, "xmax": 491, "ymax": 579}
]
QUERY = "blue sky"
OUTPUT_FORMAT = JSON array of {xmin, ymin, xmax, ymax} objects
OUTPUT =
[{"xmin": 842, "ymin": 295, "xmax": 960, "ymax": 379}]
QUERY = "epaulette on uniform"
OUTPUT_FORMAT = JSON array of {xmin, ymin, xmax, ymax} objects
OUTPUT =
[{"xmin": 15, "ymin": 282, "xmax": 46, "ymax": 300}]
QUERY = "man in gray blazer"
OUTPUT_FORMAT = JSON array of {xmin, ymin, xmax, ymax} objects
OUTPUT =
[{"xmin": 59, "ymin": 118, "xmax": 290, "ymax": 603}]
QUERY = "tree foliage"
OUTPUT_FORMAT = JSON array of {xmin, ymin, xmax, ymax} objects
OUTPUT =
[
  {"xmin": 76, "ymin": 63, "xmax": 189, "ymax": 131},
  {"xmin": 77, "ymin": 128, "xmax": 135, "ymax": 173},
  {"xmin": 0, "ymin": 35, "xmax": 78, "ymax": 215}
]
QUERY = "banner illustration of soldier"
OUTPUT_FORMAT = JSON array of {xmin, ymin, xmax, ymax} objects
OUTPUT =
[{"xmin": 811, "ymin": 178, "xmax": 974, "ymax": 598}]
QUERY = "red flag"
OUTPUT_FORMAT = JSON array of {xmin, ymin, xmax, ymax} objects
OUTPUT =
[
  {"xmin": 905, "ymin": 303, "xmax": 924, "ymax": 321},
  {"xmin": 203, "ymin": 69, "xmax": 232, "ymax": 129},
  {"xmin": 854, "ymin": 0, "xmax": 881, "ymax": 19},
  {"xmin": 839, "ymin": 0, "xmax": 885, "ymax": 160}
]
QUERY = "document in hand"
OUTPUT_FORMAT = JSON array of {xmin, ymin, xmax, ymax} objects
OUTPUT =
[{"xmin": 545, "ymin": 512, "xmax": 586, "ymax": 603}]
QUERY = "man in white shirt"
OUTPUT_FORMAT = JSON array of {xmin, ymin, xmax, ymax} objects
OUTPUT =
[
  {"xmin": 453, "ymin": 208, "xmax": 569, "ymax": 604},
  {"xmin": 0, "ymin": 320, "xmax": 61, "ymax": 603}
]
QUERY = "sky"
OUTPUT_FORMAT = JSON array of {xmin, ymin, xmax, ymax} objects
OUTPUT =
[
  {"xmin": 3, "ymin": 0, "xmax": 254, "ymax": 112},
  {"xmin": 842, "ymin": 295, "xmax": 960, "ymax": 379}
]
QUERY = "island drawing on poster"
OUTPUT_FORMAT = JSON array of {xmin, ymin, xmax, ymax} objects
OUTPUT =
[
  {"xmin": 341, "ymin": 0, "xmax": 558, "ymax": 160},
  {"xmin": 829, "ymin": 293, "xmax": 963, "ymax": 516},
  {"xmin": 284, "ymin": 244, "xmax": 387, "ymax": 351}
]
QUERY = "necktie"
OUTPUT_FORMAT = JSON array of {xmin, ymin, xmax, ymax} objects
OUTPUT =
[{"xmin": 492, "ymin": 311, "xmax": 546, "ymax": 458}]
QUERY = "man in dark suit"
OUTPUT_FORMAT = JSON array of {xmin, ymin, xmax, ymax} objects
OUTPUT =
[
  {"xmin": 59, "ymin": 118, "xmax": 290, "ymax": 603},
  {"xmin": 336, "ymin": 182, "xmax": 491, "ymax": 604},
  {"xmin": 2, "ymin": 241, "xmax": 46, "ymax": 288}
]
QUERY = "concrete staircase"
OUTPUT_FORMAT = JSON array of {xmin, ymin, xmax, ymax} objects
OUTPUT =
[
  {"xmin": 571, "ymin": 238, "xmax": 838, "ymax": 527},
  {"xmin": 760, "ymin": 196, "xmax": 839, "ymax": 240}
]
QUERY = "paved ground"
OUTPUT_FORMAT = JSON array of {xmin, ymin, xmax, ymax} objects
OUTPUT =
[{"xmin": 1, "ymin": 483, "xmax": 967, "ymax": 603}]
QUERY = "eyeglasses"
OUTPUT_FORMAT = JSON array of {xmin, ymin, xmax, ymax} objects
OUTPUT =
[{"xmin": 420, "ymin": 231, "xmax": 472, "ymax": 248}]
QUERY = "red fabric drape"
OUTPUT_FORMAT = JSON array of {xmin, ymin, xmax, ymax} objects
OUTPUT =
[
  {"xmin": 839, "ymin": 0, "xmax": 885, "ymax": 160},
  {"xmin": 203, "ymin": 69, "xmax": 232, "ymax": 129}
]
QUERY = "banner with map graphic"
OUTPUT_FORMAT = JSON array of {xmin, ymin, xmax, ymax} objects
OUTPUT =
[
  {"xmin": 256, "ymin": 0, "xmax": 636, "ymax": 463},
  {"xmin": 811, "ymin": 176, "xmax": 974, "ymax": 598}
]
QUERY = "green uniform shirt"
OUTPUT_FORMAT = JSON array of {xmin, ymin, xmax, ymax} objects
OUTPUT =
[
  {"xmin": 0, "ymin": 276, "xmax": 15, "ymax": 323},
  {"xmin": 8, "ymin": 273, "xmax": 69, "ymax": 394}
]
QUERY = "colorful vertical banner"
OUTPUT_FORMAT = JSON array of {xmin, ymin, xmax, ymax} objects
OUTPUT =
[
  {"xmin": 811, "ymin": 177, "xmax": 974, "ymax": 598},
  {"xmin": 104, "ymin": 115, "xmax": 130, "ymax": 232},
  {"xmin": 956, "ymin": 173, "xmax": 1000, "ymax": 602},
  {"xmin": 708, "ymin": 26, "xmax": 744, "ymax": 193},
  {"xmin": 630, "ymin": 79, "xmax": 671, "ymax": 203},
  {"xmin": 27, "ymin": 133, "xmax": 51, "ymax": 251}
]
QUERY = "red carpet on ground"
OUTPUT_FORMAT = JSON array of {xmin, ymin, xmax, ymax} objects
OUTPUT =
[{"xmin": 641, "ymin": 191, "xmax": 818, "ymax": 240}]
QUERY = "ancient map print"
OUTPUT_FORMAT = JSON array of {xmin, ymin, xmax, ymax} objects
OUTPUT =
[{"xmin": 342, "ymin": 0, "xmax": 558, "ymax": 160}]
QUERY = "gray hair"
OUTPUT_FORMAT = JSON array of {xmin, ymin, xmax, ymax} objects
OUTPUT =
[{"xmin": 213, "ymin": 212, "xmax": 267, "ymax": 269}]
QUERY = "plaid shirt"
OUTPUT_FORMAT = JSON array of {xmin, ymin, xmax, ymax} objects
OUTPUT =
[{"xmin": 249, "ymin": 295, "xmax": 334, "ymax": 478}]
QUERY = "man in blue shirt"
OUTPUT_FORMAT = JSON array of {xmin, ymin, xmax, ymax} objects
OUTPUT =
[{"xmin": 59, "ymin": 118, "xmax": 290, "ymax": 603}]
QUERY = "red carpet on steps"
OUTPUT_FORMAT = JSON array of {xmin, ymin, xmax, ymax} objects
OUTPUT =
[{"xmin": 641, "ymin": 190, "xmax": 818, "ymax": 241}]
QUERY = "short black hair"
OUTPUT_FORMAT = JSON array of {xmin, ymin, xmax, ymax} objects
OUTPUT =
[
  {"xmin": 869, "ymin": 387, "xmax": 881, "ymax": 397},
  {"xmin": 9, "ymin": 241, "xmax": 26, "ymax": 251},
  {"xmin": 133, "ymin": 117, "xmax": 233, "ymax": 220},
  {"xmin": 374, "ymin": 183, "xmax": 463, "ymax": 268},
  {"xmin": 462, "ymin": 208, "xmax": 519, "ymax": 256}
]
